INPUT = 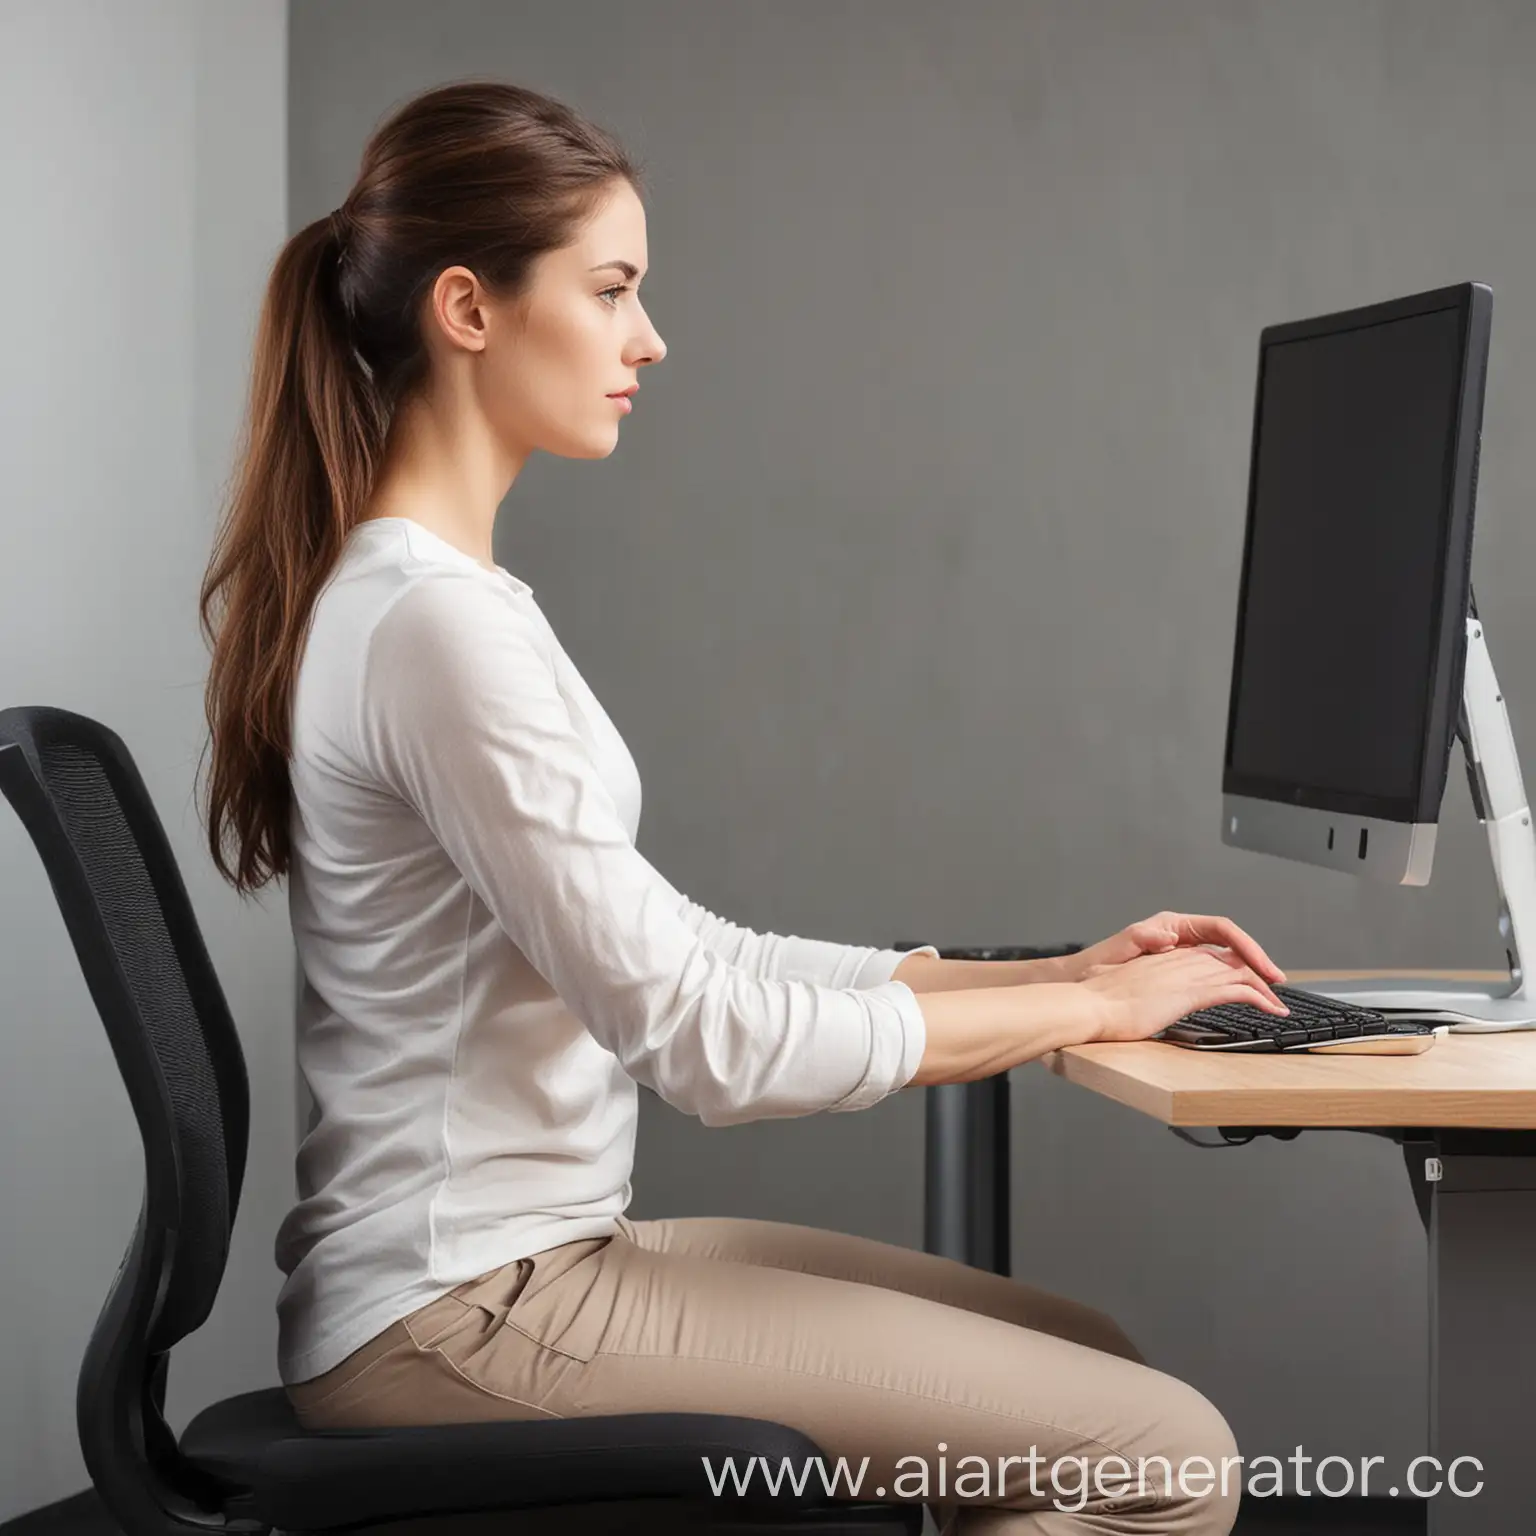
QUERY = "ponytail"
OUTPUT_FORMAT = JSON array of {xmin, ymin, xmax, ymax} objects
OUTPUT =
[{"xmin": 197, "ymin": 211, "xmax": 384, "ymax": 898}]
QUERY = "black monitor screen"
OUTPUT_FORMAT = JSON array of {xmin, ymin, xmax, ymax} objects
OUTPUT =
[{"xmin": 1227, "ymin": 305, "xmax": 1466, "ymax": 809}]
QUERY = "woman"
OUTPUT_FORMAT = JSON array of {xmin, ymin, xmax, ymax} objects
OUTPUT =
[{"xmin": 198, "ymin": 78, "xmax": 1290, "ymax": 1535}]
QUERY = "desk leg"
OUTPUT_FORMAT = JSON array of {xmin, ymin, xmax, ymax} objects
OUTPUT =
[
  {"xmin": 923, "ymin": 1076, "xmax": 1011, "ymax": 1275},
  {"xmin": 1419, "ymin": 1131, "xmax": 1536, "ymax": 1534}
]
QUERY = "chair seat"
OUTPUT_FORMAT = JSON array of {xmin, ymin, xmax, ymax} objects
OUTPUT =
[{"xmin": 180, "ymin": 1388, "xmax": 923, "ymax": 1532}]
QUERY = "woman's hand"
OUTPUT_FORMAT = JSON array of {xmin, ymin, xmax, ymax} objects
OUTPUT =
[
  {"xmin": 1079, "ymin": 946, "xmax": 1291, "ymax": 1044},
  {"xmin": 1063, "ymin": 910, "xmax": 1287, "ymax": 1009}
]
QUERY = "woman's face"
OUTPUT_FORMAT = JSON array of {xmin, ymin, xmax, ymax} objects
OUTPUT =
[{"xmin": 476, "ymin": 179, "xmax": 667, "ymax": 462}]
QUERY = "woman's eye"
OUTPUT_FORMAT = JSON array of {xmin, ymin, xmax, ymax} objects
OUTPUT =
[{"xmin": 599, "ymin": 284, "xmax": 630, "ymax": 306}]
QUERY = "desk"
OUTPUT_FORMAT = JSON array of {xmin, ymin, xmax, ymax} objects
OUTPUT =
[{"xmin": 1035, "ymin": 969, "xmax": 1533, "ymax": 1536}]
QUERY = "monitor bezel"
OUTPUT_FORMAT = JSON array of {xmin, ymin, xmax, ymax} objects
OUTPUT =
[{"xmin": 1220, "ymin": 281, "xmax": 1492, "ymax": 826}]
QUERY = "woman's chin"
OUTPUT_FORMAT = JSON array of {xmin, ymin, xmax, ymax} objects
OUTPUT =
[
  {"xmin": 588, "ymin": 423, "xmax": 623, "ymax": 458},
  {"xmin": 542, "ymin": 419, "xmax": 623, "ymax": 461}
]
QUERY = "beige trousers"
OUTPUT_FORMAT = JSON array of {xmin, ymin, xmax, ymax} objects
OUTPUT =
[{"xmin": 287, "ymin": 1215, "xmax": 1242, "ymax": 1534}]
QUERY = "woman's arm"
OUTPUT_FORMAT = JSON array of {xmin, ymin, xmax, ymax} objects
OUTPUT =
[
  {"xmin": 649, "ymin": 865, "xmax": 942, "ymax": 990},
  {"xmin": 895, "ymin": 911, "xmax": 1287, "ymax": 999},
  {"xmin": 906, "ymin": 946, "xmax": 1288, "ymax": 1086},
  {"xmin": 892, "ymin": 951, "xmax": 1072, "ymax": 993}
]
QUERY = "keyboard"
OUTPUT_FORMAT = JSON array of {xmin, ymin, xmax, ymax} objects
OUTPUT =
[{"xmin": 1157, "ymin": 985, "xmax": 1440, "ymax": 1054}]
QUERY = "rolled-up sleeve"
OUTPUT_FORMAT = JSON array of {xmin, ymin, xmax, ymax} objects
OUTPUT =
[{"xmin": 358, "ymin": 574, "xmax": 928, "ymax": 1128}]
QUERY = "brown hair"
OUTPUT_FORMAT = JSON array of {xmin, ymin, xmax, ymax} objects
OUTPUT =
[{"xmin": 196, "ymin": 79, "xmax": 643, "ymax": 899}]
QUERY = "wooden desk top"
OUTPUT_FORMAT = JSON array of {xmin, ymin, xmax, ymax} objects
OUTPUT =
[{"xmin": 1040, "ymin": 970, "xmax": 1536, "ymax": 1129}]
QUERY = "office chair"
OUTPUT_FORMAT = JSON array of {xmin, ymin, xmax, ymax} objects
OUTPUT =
[{"xmin": 0, "ymin": 705, "xmax": 923, "ymax": 1536}]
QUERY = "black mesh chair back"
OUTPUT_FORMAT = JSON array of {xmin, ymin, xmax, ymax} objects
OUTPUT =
[{"xmin": 0, "ymin": 705, "xmax": 249, "ymax": 1529}]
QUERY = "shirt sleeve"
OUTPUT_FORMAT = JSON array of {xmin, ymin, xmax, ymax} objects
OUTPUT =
[
  {"xmin": 648, "ymin": 866, "xmax": 940, "ymax": 990},
  {"xmin": 358, "ymin": 573, "xmax": 929, "ymax": 1129}
]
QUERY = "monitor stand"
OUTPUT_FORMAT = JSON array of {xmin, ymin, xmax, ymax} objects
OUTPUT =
[{"xmin": 1311, "ymin": 615, "xmax": 1536, "ymax": 1032}]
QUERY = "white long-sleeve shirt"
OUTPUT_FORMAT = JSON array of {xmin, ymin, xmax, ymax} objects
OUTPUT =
[{"xmin": 275, "ymin": 515, "xmax": 935, "ymax": 1386}]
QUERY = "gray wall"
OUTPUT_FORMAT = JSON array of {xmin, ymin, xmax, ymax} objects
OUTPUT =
[
  {"xmin": 288, "ymin": 0, "xmax": 1536, "ymax": 1491},
  {"xmin": 0, "ymin": 0, "xmax": 291, "ymax": 1515}
]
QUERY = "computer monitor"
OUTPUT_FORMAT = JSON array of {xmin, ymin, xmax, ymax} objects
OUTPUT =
[{"xmin": 1220, "ymin": 282, "xmax": 1493, "ymax": 887}]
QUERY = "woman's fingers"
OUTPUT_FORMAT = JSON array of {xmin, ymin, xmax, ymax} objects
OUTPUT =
[
  {"xmin": 1200, "ymin": 982, "xmax": 1285, "ymax": 1016},
  {"xmin": 1171, "ymin": 913, "xmax": 1286, "ymax": 983},
  {"xmin": 1160, "ymin": 948, "xmax": 1290, "ymax": 1013}
]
